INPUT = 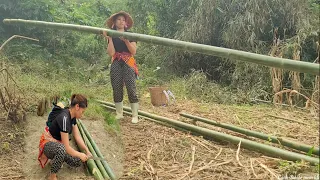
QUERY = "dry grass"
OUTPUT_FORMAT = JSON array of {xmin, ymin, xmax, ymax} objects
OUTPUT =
[
  {"xmin": 117, "ymin": 99, "xmax": 319, "ymax": 179},
  {"xmin": 0, "ymin": 64, "xmax": 26, "ymax": 123},
  {"xmin": 270, "ymin": 28, "xmax": 284, "ymax": 95},
  {"xmin": 289, "ymin": 45, "xmax": 302, "ymax": 92},
  {"xmin": 273, "ymin": 89, "xmax": 319, "ymax": 109},
  {"xmin": 119, "ymin": 119, "xmax": 279, "ymax": 179},
  {"xmin": 311, "ymin": 40, "xmax": 320, "ymax": 117},
  {"xmin": 311, "ymin": 76, "xmax": 319, "ymax": 118},
  {"xmin": 0, "ymin": 157, "xmax": 24, "ymax": 180},
  {"xmin": 0, "ymin": 35, "xmax": 38, "ymax": 123}
]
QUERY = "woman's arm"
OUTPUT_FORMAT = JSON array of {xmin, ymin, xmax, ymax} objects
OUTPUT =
[
  {"xmin": 107, "ymin": 37, "xmax": 116, "ymax": 56},
  {"xmin": 122, "ymin": 38, "xmax": 137, "ymax": 55},
  {"xmin": 72, "ymin": 125, "xmax": 92, "ymax": 156},
  {"xmin": 103, "ymin": 31, "xmax": 115, "ymax": 56},
  {"xmin": 61, "ymin": 132, "xmax": 88, "ymax": 161}
]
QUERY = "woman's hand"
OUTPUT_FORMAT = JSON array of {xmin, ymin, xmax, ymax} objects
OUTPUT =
[
  {"xmin": 79, "ymin": 152, "xmax": 88, "ymax": 162},
  {"xmin": 86, "ymin": 151, "xmax": 92, "ymax": 158},
  {"xmin": 119, "ymin": 36, "xmax": 129, "ymax": 43},
  {"xmin": 102, "ymin": 31, "xmax": 109, "ymax": 39}
]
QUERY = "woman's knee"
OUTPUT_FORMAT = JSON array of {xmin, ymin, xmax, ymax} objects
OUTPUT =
[
  {"xmin": 74, "ymin": 158, "xmax": 82, "ymax": 167},
  {"xmin": 56, "ymin": 143, "xmax": 67, "ymax": 157}
]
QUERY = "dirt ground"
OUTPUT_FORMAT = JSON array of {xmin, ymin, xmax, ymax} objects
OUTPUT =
[
  {"xmin": 0, "ymin": 113, "xmax": 124, "ymax": 180},
  {"xmin": 117, "ymin": 99, "xmax": 319, "ymax": 180},
  {"xmin": 0, "ymin": 100, "xmax": 319, "ymax": 180},
  {"xmin": 117, "ymin": 117, "xmax": 318, "ymax": 180}
]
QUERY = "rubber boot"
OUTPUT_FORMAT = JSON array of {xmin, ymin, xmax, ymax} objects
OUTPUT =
[
  {"xmin": 115, "ymin": 102, "xmax": 124, "ymax": 120},
  {"xmin": 130, "ymin": 103, "xmax": 139, "ymax": 123}
]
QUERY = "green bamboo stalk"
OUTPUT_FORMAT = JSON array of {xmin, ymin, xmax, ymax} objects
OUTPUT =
[
  {"xmin": 97, "ymin": 100, "xmax": 319, "ymax": 164},
  {"xmin": 3, "ymin": 19, "xmax": 319, "ymax": 75},
  {"xmin": 180, "ymin": 113, "xmax": 319, "ymax": 156},
  {"xmin": 101, "ymin": 104, "xmax": 194, "ymax": 134},
  {"xmin": 77, "ymin": 120, "xmax": 108, "ymax": 179},
  {"xmin": 78, "ymin": 120, "xmax": 116, "ymax": 180}
]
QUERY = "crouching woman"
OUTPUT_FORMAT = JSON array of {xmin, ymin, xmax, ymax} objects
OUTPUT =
[{"xmin": 38, "ymin": 94, "xmax": 92, "ymax": 180}]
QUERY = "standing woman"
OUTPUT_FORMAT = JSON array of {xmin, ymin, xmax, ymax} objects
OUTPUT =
[{"xmin": 102, "ymin": 11, "xmax": 139, "ymax": 123}]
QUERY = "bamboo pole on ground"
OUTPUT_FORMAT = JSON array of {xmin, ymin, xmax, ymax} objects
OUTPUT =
[
  {"xmin": 101, "ymin": 104, "xmax": 199, "ymax": 134},
  {"xmin": 77, "ymin": 120, "xmax": 105, "ymax": 179},
  {"xmin": 97, "ymin": 100, "xmax": 319, "ymax": 164},
  {"xmin": 180, "ymin": 113, "xmax": 319, "ymax": 156},
  {"xmin": 3, "ymin": 19, "xmax": 319, "ymax": 75},
  {"xmin": 78, "ymin": 120, "xmax": 116, "ymax": 180}
]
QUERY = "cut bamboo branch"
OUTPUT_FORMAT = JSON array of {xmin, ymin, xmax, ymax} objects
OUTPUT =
[
  {"xmin": 250, "ymin": 98, "xmax": 305, "ymax": 110},
  {"xmin": 236, "ymin": 141, "xmax": 244, "ymax": 167},
  {"xmin": 266, "ymin": 114, "xmax": 308, "ymax": 125},
  {"xmin": 256, "ymin": 160, "xmax": 279, "ymax": 179},
  {"xmin": 191, "ymin": 159, "xmax": 232, "ymax": 177},
  {"xmin": 180, "ymin": 113, "xmax": 319, "ymax": 156},
  {"xmin": 0, "ymin": 35, "xmax": 39, "ymax": 52},
  {"xmin": 250, "ymin": 159, "xmax": 258, "ymax": 178},
  {"xmin": 3, "ymin": 19, "xmax": 319, "ymax": 75},
  {"xmin": 214, "ymin": 148, "xmax": 223, "ymax": 159},
  {"xmin": 97, "ymin": 100, "xmax": 319, "ymax": 164}
]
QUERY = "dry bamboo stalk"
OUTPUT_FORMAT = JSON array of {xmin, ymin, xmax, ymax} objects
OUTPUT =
[{"xmin": 236, "ymin": 141, "xmax": 244, "ymax": 167}]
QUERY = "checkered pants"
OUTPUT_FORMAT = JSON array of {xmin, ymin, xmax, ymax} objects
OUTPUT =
[
  {"xmin": 110, "ymin": 60, "xmax": 139, "ymax": 103},
  {"xmin": 43, "ymin": 142, "xmax": 82, "ymax": 173}
]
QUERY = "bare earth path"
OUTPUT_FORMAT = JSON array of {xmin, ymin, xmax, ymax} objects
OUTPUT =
[{"xmin": 15, "ymin": 114, "xmax": 124, "ymax": 180}]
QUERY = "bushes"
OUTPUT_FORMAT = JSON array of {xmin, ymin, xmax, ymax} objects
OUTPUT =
[
  {"xmin": 0, "ymin": 0, "xmax": 110, "ymax": 64},
  {"xmin": 129, "ymin": 0, "xmax": 319, "ymax": 101}
]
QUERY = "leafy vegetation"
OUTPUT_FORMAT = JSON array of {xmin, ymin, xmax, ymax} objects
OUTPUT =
[{"xmin": 0, "ymin": 0, "xmax": 319, "ymax": 107}]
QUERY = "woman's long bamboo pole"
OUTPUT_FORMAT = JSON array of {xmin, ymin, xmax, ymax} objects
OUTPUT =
[
  {"xmin": 3, "ymin": 19, "xmax": 319, "ymax": 75},
  {"xmin": 97, "ymin": 100, "xmax": 319, "ymax": 164},
  {"xmin": 180, "ymin": 113, "xmax": 319, "ymax": 156}
]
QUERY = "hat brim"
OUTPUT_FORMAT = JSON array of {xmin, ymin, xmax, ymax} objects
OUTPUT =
[{"xmin": 105, "ymin": 11, "xmax": 134, "ymax": 29}]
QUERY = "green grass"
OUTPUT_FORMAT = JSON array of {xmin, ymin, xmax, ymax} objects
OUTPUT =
[
  {"xmin": 279, "ymin": 160, "xmax": 319, "ymax": 176},
  {"xmin": 93, "ymin": 104, "xmax": 120, "ymax": 133}
]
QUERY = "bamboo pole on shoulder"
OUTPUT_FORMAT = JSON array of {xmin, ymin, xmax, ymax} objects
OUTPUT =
[
  {"xmin": 3, "ymin": 19, "xmax": 319, "ymax": 75},
  {"xmin": 97, "ymin": 100, "xmax": 319, "ymax": 165}
]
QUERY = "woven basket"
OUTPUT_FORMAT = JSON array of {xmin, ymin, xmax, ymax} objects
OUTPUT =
[{"xmin": 148, "ymin": 86, "xmax": 168, "ymax": 106}]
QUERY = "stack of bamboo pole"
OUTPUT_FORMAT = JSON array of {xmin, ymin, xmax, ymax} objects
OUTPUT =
[
  {"xmin": 96, "ymin": 100, "xmax": 319, "ymax": 165},
  {"xmin": 179, "ymin": 113, "xmax": 319, "ymax": 156},
  {"xmin": 77, "ymin": 119, "xmax": 116, "ymax": 180}
]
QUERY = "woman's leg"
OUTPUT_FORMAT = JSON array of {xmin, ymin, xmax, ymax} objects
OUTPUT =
[
  {"xmin": 123, "ymin": 64, "xmax": 138, "ymax": 103},
  {"xmin": 123, "ymin": 64, "xmax": 139, "ymax": 123},
  {"xmin": 43, "ymin": 142, "xmax": 82, "ymax": 179},
  {"xmin": 64, "ymin": 154, "xmax": 82, "ymax": 167},
  {"xmin": 43, "ymin": 142, "xmax": 66, "ymax": 174},
  {"xmin": 110, "ymin": 60, "xmax": 124, "ymax": 103}
]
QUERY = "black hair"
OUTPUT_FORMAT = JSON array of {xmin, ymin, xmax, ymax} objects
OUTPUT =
[
  {"xmin": 112, "ymin": 14, "xmax": 128, "ymax": 31},
  {"xmin": 70, "ymin": 94, "xmax": 88, "ymax": 108}
]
